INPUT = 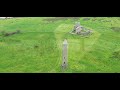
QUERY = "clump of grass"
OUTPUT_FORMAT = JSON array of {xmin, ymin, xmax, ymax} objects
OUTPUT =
[
  {"xmin": 111, "ymin": 27, "xmax": 120, "ymax": 32},
  {"xmin": 111, "ymin": 50, "xmax": 120, "ymax": 60},
  {"xmin": 0, "ymin": 30, "xmax": 21, "ymax": 37}
]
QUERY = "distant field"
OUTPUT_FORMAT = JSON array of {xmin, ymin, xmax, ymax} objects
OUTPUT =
[{"xmin": 0, "ymin": 17, "xmax": 120, "ymax": 73}]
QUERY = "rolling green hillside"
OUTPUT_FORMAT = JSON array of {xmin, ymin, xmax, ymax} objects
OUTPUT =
[{"xmin": 0, "ymin": 17, "xmax": 120, "ymax": 73}]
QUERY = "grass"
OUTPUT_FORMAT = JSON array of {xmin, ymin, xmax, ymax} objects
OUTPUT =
[{"xmin": 0, "ymin": 17, "xmax": 120, "ymax": 73}]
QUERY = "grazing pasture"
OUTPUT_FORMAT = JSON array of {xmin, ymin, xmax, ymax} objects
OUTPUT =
[{"xmin": 0, "ymin": 17, "xmax": 120, "ymax": 73}]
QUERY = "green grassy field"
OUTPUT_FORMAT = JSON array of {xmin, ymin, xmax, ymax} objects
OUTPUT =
[{"xmin": 0, "ymin": 17, "xmax": 120, "ymax": 73}]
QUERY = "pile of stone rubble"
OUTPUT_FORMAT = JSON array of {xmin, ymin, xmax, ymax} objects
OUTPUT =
[{"xmin": 70, "ymin": 22, "xmax": 93, "ymax": 36}]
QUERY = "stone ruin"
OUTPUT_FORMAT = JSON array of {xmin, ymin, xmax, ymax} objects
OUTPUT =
[{"xmin": 70, "ymin": 22, "xmax": 93, "ymax": 37}]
